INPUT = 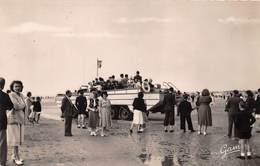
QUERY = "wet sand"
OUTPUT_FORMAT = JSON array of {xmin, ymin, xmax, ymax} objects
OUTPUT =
[{"xmin": 5, "ymin": 98, "xmax": 260, "ymax": 166}]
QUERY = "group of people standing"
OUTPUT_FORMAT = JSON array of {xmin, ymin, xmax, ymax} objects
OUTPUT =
[
  {"xmin": 61, "ymin": 89, "xmax": 112, "ymax": 137},
  {"xmin": 0, "ymin": 78, "xmax": 43, "ymax": 166},
  {"xmin": 225, "ymin": 89, "xmax": 259, "ymax": 159},
  {"xmin": 25, "ymin": 92, "xmax": 42, "ymax": 125},
  {"xmin": 0, "ymin": 78, "xmax": 27, "ymax": 166},
  {"xmin": 129, "ymin": 87, "xmax": 212, "ymax": 136}
]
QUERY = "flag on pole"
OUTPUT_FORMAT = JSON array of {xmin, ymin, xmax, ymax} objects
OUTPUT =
[{"xmin": 97, "ymin": 59, "xmax": 102, "ymax": 68}]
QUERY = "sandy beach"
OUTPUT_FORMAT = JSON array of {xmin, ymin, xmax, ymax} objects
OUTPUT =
[{"xmin": 4, "ymin": 98, "xmax": 260, "ymax": 166}]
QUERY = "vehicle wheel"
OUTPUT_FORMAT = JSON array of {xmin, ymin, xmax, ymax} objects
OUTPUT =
[
  {"xmin": 110, "ymin": 108, "xmax": 116, "ymax": 119},
  {"xmin": 120, "ymin": 107, "xmax": 130, "ymax": 120}
]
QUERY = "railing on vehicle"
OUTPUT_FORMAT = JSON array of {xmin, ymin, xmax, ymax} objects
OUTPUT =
[{"xmin": 162, "ymin": 82, "xmax": 180, "ymax": 92}]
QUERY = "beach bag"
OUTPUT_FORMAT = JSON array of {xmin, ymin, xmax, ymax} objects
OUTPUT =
[
  {"xmin": 65, "ymin": 95, "xmax": 79, "ymax": 118},
  {"xmin": 7, "ymin": 109, "xmax": 18, "ymax": 124},
  {"xmin": 7, "ymin": 109, "xmax": 24, "ymax": 124}
]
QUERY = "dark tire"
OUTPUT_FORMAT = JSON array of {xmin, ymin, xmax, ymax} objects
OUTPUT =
[
  {"xmin": 110, "ymin": 108, "xmax": 116, "ymax": 119},
  {"xmin": 120, "ymin": 107, "xmax": 130, "ymax": 120}
]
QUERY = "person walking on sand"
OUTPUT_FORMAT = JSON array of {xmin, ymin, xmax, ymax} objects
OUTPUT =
[
  {"xmin": 197, "ymin": 89, "xmax": 212, "ymax": 136},
  {"xmin": 130, "ymin": 92, "xmax": 147, "ymax": 133},
  {"xmin": 75, "ymin": 90, "xmax": 87, "ymax": 129},
  {"xmin": 32, "ymin": 97, "xmax": 42, "ymax": 124},
  {"xmin": 7, "ymin": 80, "xmax": 26, "ymax": 165},
  {"xmin": 61, "ymin": 90, "xmax": 74, "ymax": 137},
  {"xmin": 235, "ymin": 100, "xmax": 256, "ymax": 160},
  {"xmin": 88, "ymin": 91, "xmax": 99, "ymax": 136},
  {"xmin": 0, "ymin": 77, "xmax": 13, "ymax": 166},
  {"xmin": 25, "ymin": 92, "xmax": 33, "ymax": 124},
  {"xmin": 98, "ymin": 91, "xmax": 112, "ymax": 137},
  {"xmin": 225, "ymin": 90, "xmax": 243, "ymax": 138},
  {"xmin": 163, "ymin": 87, "xmax": 176, "ymax": 132},
  {"xmin": 179, "ymin": 94, "xmax": 195, "ymax": 133}
]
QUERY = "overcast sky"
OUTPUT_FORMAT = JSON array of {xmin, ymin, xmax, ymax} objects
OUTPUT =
[{"xmin": 0, "ymin": 0, "xmax": 260, "ymax": 96}]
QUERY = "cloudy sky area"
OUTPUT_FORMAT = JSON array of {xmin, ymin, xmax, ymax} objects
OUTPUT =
[{"xmin": 0, "ymin": 0, "xmax": 260, "ymax": 96}]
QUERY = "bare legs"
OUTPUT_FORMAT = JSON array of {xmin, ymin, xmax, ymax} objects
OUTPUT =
[
  {"xmin": 11, "ymin": 146, "xmax": 23, "ymax": 165},
  {"xmin": 198, "ymin": 125, "xmax": 207, "ymax": 135},
  {"xmin": 130, "ymin": 123, "xmax": 142, "ymax": 133},
  {"xmin": 240, "ymin": 139, "xmax": 252, "ymax": 158}
]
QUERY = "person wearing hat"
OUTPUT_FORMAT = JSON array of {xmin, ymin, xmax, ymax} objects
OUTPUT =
[
  {"xmin": 163, "ymin": 87, "xmax": 176, "ymax": 132},
  {"xmin": 178, "ymin": 94, "xmax": 195, "ymax": 132}
]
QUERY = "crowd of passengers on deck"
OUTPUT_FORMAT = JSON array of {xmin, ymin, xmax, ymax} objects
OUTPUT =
[{"xmin": 87, "ymin": 71, "xmax": 155, "ymax": 92}]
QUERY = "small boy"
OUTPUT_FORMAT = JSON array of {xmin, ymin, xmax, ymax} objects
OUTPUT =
[
  {"xmin": 235, "ymin": 101, "xmax": 256, "ymax": 159},
  {"xmin": 178, "ymin": 94, "xmax": 195, "ymax": 132},
  {"xmin": 33, "ymin": 97, "xmax": 42, "ymax": 124}
]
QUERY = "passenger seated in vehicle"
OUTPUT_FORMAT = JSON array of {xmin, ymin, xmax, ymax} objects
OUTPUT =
[
  {"xmin": 105, "ymin": 77, "xmax": 113, "ymax": 90},
  {"xmin": 95, "ymin": 78, "xmax": 100, "ymax": 85},
  {"xmin": 148, "ymin": 79, "xmax": 155, "ymax": 92},
  {"xmin": 135, "ymin": 81, "xmax": 142, "ymax": 89},
  {"xmin": 128, "ymin": 77, "xmax": 135, "ymax": 88},
  {"xmin": 124, "ymin": 74, "xmax": 129, "ymax": 88},
  {"xmin": 111, "ymin": 75, "xmax": 119, "ymax": 89},
  {"xmin": 134, "ymin": 71, "xmax": 142, "ymax": 83},
  {"xmin": 117, "ymin": 74, "xmax": 125, "ymax": 89},
  {"xmin": 98, "ymin": 77, "xmax": 106, "ymax": 89},
  {"xmin": 142, "ymin": 79, "xmax": 150, "ymax": 92}
]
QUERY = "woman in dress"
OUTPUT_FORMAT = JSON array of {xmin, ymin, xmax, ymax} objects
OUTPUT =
[
  {"xmin": 130, "ymin": 92, "xmax": 146, "ymax": 133},
  {"xmin": 88, "ymin": 91, "xmax": 99, "ymax": 136},
  {"xmin": 197, "ymin": 89, "xmax": 212, "ymax": 136},
  {"xmin": 7, "ymin": 80, "xmax": 26, "ymax": 165},
  {"xmin": 98, "ymin": 91, "xmax": 112, "ymax": 136}
]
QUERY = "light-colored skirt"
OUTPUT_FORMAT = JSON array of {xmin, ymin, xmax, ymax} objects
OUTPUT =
[
  {"xmin": 99, "ymin": 108, "xmax": 112, "ymax": 128},
  {"xmin": 132, "ymin": 109, "xmax": 144, "ymax": 125},
  {"xmin": 7, "ymin": 124, "xmax": 24, "ymax": 146}
]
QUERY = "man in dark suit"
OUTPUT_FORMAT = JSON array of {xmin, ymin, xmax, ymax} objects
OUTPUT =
[
  {"xmin": 0, "ymin": 77, "xmax": 14, "ymax": 166},
  {"xmin": 163, "ymin": 87, "xmax": 176, "ymax": 132},
  {"xmin": 61, "ymin": 90, "xmax": 74, "ymax": 136},
  {"xmin": 225, "ymin": 90, "xmax": 243, "ymax": 138}
]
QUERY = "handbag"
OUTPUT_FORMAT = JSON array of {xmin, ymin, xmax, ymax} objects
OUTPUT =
[
  {"xmin": 65, "ymin": 95, "xmax": 79, "ymax": 118},
  {"xmin": 7, "ymin": 109, "xmax": 19, "ymax": 125},
  {"xmin": 142, "ymin": 112, "xmax": 149, "ymax": 123}
]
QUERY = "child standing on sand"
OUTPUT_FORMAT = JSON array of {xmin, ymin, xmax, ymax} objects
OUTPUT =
[
  {"xmin": 235, "ymin": 100, "xmax": 256, "ymax": 159},
  {"xmin": 32, "ymin": 97, "xmax": 42, "ymax": 124},
  {"xmin": 88, "ymin": 93, "xmax": 99, "ymax": 136},
  {"xmin": 178, "ymin": 94, "xmax": 195, "ymax": 133}
]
